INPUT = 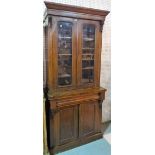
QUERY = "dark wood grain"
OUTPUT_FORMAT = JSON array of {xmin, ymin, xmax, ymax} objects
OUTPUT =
[
  {"xmin": 79, "ymin": 102, "xmax": 95, "ymax": 137},
  {"xmin": 43, "ymin": 2, "xmax": 109, "ymax": 154},
  {"xmin": 59, "ymin": 106, "xmax": 78, "ymax": 144},
  {"xmin": 44, "ymin": 1, "xmax": 110, "ymax": 16}
]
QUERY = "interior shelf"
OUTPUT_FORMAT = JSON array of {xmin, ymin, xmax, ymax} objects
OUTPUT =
[
  {"xmin": 82, "ymin": 67, "xmax": 94, "ymax": 70},
  {"xmin": 83, "ymin": 38, "xmax": 94, "ymax": 41},
  {"xmin": 82, "ymin": 48, "xmax": 94, "ymax": 50},
  {"xmin": 82, "ymin": 53, "xmax": 94, "ymax": 55},
  {"xmin": 82, "ymin": 79, "xmax": 93, "ymax": 83},
  {"xmin": 58, "ymin": 36, "xmax": 72, "ymax": 39},
  {"xmin": 58, "ymin": 74, "xmax": 71, "ymax": 78},
  {"xmin": 58, "ymin": 54, "xmax": 72, "ymax": 55},
  {"xmin": 82, "ymin": 59, "xmax": 94, "ymax": 61}
]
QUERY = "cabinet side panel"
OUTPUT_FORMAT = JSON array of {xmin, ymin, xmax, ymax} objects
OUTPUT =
[{"xmin": 43, "ymin": 26, "xmax": 48, "ymax": 88}]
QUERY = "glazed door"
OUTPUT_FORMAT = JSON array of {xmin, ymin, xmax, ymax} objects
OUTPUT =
[
  {"xmin": 52, "ymin": 17, "xmax": 77, "ymax": 89},
  {"xmin": 77, "ymin": 20, "xmax": 101, "ymax": 87}
]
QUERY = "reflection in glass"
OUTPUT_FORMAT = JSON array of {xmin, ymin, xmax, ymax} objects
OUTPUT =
[
  {"xmin": 58, "ymin": 21, "xmax": 73, "ymax": 86},
  {"xmin": 82, "ymin": 24, "xmax": 95, "ymax": 83}
]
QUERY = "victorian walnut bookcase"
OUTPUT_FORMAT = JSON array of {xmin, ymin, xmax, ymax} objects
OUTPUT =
[{"xmin": 43, "ymin": 1, "xmax": 109, "ymax": 154}]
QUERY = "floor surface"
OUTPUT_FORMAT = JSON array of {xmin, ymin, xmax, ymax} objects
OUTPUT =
[{"xmin": 56, "ymin": 123, "xmax": 111, "ymax": 155}]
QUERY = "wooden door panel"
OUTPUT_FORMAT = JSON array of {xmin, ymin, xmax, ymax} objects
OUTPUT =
[
  {"xmin": 79, "ymin": 102, "xmax": 96, "ymax": 137},
  {"xmin": 59, "ymin": 106, "xmax": 78, "ymax": 144}
]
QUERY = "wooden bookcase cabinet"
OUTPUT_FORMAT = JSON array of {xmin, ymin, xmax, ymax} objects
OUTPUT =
[{"xmin": 43, "ymin": 2, "xmax": 109, "ymax": 154}]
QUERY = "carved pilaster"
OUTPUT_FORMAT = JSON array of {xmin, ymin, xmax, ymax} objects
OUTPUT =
[
  {"xmin": 99, "ymin": 19, "xmax": 105, "ymax": 32},
  {"xmin": 48, "ymin": 16, "xmax": 52, "ymax": 28},
  {"xmin": 98, "ymin": 90, "xmax": 106, "ymax": 108}
]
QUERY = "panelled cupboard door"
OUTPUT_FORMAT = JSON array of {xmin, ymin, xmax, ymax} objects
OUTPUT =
[
  {"xmin": 58, "ymin": 105, "xmax": 78, "ymax": 145},
  {"xmin": 77, "ymin": 20, "xmax": 101, "ymax": 87},
  {"xmin": 79, "ymin": 101, "xmax": 101, "ymax": 137},
  {"xmin": 52, "ymin": 17, "xmax": 77, "ymax": 90}
]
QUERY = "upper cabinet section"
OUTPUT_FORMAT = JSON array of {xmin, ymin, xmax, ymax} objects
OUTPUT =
[{"xmin": 43, "ymin": 1, "xmax": 109, "ymax": 91}]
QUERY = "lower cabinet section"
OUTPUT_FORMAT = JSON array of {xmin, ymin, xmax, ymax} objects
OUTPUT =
[
  {"xmin": 47, "ymin": 88, "xmax": 107, "ymax": 155},
  {"xmin": 48, "ymin": 100, "xmax": 102, "ymax": 154}
]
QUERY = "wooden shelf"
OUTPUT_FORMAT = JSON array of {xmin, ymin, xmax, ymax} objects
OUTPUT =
[
  {"xmin": 58, "ymin": 36, "xmax": 72, "ymax": 39},
  {"xmin": 58, "ymin": 47, "xmax": 72, "ymax": 50},
  {"xmin": 82, "ymin": 79, "xmax": 93, "ymax": 83},
  {"xmin": 58, "ymin": 74, "xmax": 71, "ymax": 78},
  {"xmin": 82, "ymin": 48, "xmax": 94, "ymax": 50},
  {"xmin": 83, "ymin": 67, "xmax": 94, "ymax": 69},
  {"xmin": 58, "ymin": 54, "xmax": 72, "ymax": 55},
  {"xmin": 82, "ymin": 53, "xmax": 94, "ymax": 55},
  {"xmin": 82, "ymin": 59, "xmax": 94, "ymax": 61},
  {"xmin": 83, "ymin": 38, "xmax": 94, "ymax": 41}
]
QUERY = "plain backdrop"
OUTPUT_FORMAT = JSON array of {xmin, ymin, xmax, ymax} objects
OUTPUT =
[{"xmin": 0, "ymin": 0, "xmax": 155, "ymax": 155}]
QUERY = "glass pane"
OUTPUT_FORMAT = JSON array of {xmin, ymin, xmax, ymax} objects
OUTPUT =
[
  {"xmin": 82, "ymin": 24, "xmax": 95, "ymax": 83},
  {"xmin": 57, "ymin": 21, "xmax": 73, "ymax": 86}
]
